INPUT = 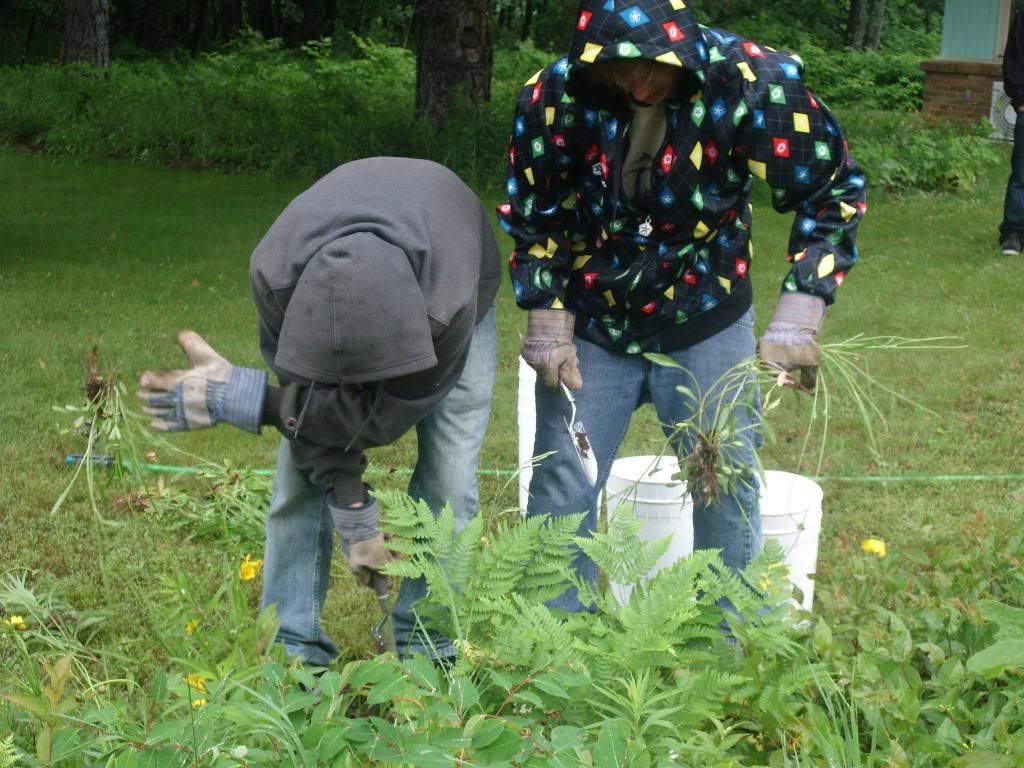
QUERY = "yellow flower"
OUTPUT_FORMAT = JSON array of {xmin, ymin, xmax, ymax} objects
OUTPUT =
[
  {"xmin": 861, "ymin": 538, "xmax": 887, "ymax": 558},
  {"xmin": 239, "ymin": 554, "xmax": 263, "ymax": 581},
  {"xmin": 185, "ymin": 674, "xmax": 207, "ymax": 693},
  {"xmin": 191, "ymin": 698, "xmax": 207, "ymax": 709},
  {"xmin": 184, "ymin": 618, "xmax": 200, "ymax": 635},
  {"xmin": 3, "ymin": 615, "xmax": 27, "ymax": 631}
]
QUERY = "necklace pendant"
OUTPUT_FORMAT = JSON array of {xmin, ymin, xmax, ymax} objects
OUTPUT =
[{"xmin": 638, "ymin": 217, "xmax": 653, "ymax": 237}]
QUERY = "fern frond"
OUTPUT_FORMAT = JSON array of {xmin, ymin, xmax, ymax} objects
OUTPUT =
[
  {"xmin": 483, "ymin": 594, "xmax": 578, "ymax": 664},
  {"xmin": 0, "ymin": 735, "xmax": 19, "ymax": 768},
  {"xmin": 757, "ymin": 662, "xmax": 822, "ymax": 718},
  {"xmin": 443, "ymin": 515, "xmax": 484, "ymax": 592},
  {"xmin": 576, "ymin": 506, "xmax": 670, "ymax": 587},
  {"xmin": 377, "ymin": 491, "xmax": 443, "ymax": 560},
  {"xmin": 469, "ymin": 513, "xmax": 583, "ymax": 603}
]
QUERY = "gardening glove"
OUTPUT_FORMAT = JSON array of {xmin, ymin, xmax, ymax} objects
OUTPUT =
[
  {"xmin": 522, "ymin": 309, "xmax": 583, "ymax": 390},
  {"xmin": 138, "ymin": 330, "xmax": 267, "ymax": 433},
  {"xmin": 759, "ymin": 292, "xmax": 826, "ymax": 391},
  {"xmin": 328, "ymin": 495, "xmax": 395, "ymax": 587}
]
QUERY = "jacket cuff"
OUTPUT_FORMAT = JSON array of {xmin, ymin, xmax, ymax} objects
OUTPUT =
[
  {"xmin": 768, "ymin": 292, "xmax": 826, "ymax": 332},
  {"xmin": 222, "ymin": 367, "xmax": 268, "ymax": 434},
  {"xmin": 328, "ymin": 495, "xmax": 379, "ymax": 543}
]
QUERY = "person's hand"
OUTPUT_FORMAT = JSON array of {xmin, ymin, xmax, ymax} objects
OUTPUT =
[
  {"xmin": 328, "ymin": 495, "xmax": 395, "ymax": 586},
  {"xmin": 522, "ymin": 309, "xmax": 583, "ymax": 390},
  {"xmin": 138, "ymin": 330, "xmax": 267, "ymax": 433},
  {"xmin": 758, "ymin": 292, "xmax": 826, "ymax": 391}
]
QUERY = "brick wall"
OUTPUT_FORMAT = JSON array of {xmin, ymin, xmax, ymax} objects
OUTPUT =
[{"xmin": 921, "ymin": 58, "xmax": 1003, "ymax": 121}]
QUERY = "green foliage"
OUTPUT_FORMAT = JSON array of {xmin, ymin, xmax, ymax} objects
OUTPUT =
[
  {"xmin": 0, "ymin": 734, "xmax": 17, "ymax": 768},
  {"xmin": 0, "ymin": 33, "xmax": 989, "ymax": 195},
  {"xmin": 844, "ymin": 111, "xmax": 1002, "ymax": 193},
  {"xmin": 966, "ymin": 600, "xmax": 1024, "ymax": 679},
  {"xmin": 812, "ymin": 512, "xmax": 1024, "ymax": 762},
  {"xmin": 144, "ymin": 466, "xmax": 271, "ymax": 548},
  {"xmin": 799, "ymin": 47, "xmax": 926, "ymax": 111},
  {"xmin": 0, "ymin": 37, "xmax": 539, "ymax": 186}
]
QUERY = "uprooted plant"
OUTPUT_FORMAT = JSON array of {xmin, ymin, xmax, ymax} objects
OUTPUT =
[{"xmin": 638, "ymin": 334, "xmax": 964, "ymax": 504}]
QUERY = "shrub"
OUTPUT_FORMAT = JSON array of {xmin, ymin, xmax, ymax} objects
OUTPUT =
[
  {"xmin": 0, "ymin": 39, "xmax": 999, "ymax": 195},
  {"xmin": 842, "ymin": 110, "xmax": 1002, "ymax": 194}
]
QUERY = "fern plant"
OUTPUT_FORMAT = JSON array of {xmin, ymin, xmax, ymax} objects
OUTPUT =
[
  {"xmin": 378, "ymin": 492, "xmax": 828, "ymax": 764},
  {"xmin": 0, "ymin": 735, "xmax": 18, "ymax": 768}
]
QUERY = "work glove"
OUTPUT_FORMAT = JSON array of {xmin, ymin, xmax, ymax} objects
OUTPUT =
[
  {"xmin": 758, "ymin": 292, "xmax": 826, "ymax": 391},
  {"xmin": 522, "ymin": 309, "xmax": 583, "ymax": 390},
  {"xmin": 328, "ymin": 495, "xmax": 395, "ymax": 587},
  {"xmin": 138, "ymin": 330, "xmax": 267, "ymax": 433}
]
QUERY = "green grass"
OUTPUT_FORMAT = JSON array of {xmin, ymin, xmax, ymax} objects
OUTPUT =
[{"xmin": 1, "ymin": 144, "xmax": 1022, "ymax": 681}]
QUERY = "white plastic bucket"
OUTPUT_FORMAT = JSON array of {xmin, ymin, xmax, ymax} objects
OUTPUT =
[
  {"xmin": 605, "ymin": 455, "xmax": 694, "ymax": 604},
  {"xmin": 517, "ymin": 357, "xmax": 537, "ymax": 514},
  {"xmin": 759, "ymin": 470, "xmax": 823, "ymax": 613},
  {"xmin": 605, "ymin": 458, "xmax": 823, "ymax": 611}
]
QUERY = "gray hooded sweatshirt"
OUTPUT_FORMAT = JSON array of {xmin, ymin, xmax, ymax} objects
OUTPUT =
[{"xmin": 249, "ymin": 157, "xmax": 501, "ymax": 503}]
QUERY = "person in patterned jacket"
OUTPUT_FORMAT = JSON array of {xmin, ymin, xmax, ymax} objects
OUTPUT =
[{"xmin": 499, "ymin": 0, "xmax": 866, "ymax": 611}]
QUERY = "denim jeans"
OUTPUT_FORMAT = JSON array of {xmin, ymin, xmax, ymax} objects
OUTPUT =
[
  {"xmin": 261, "ymin": 306, "xmax": 497, "ymax": 665},
  {"xmin": 526, "ymin": 308, "xmax": 763, "ymax": 612},
  {"xmin": 1001, "ymin": 115, "xmax": 1024, "ymax": 240}
]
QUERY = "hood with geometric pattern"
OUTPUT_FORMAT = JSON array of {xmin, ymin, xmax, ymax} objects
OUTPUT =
[{"xmin": 566, "ymin": 0, "xmax": 707, "ymax": 104}]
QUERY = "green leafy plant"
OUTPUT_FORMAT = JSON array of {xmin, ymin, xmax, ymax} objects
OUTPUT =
[
  {"xmin": 0, "ymin": 734, "xmax": 19, "ymax": 768},
  {"xmin": 643, "ymin": 353, "xmax": 763, "ymax": 505}
]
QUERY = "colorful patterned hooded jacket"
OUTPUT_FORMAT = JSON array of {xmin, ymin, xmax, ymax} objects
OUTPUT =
[{"xmin": 498, "ymin": 0, "xmax": 867, "ymax": 355}]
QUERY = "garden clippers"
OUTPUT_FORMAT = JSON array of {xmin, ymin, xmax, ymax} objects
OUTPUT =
[
  {"xmin": 370, "ymin": 572, "xmax": 397, "ymax": 654},
  {"xmin": 561, "ymin": 382, "xmax": 599, "ymax": 486}
]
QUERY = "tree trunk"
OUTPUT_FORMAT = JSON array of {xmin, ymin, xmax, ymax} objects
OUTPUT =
[
  {"xmin": 413, "ymin": 0, "xmax": 492, "ymax": 131},
  {"xmin": 846, "ymin": 0, "xmax": 867, "ymax": 49},
  {"xmin": 250, "ymin": 0, "xmax": 277, "ymax": 39},
  {"xmin": 216, "ymin": 0, "xmax": 245, "ymax": 42},
  {"xmin": 865, "ymin": 0, "xmax": 886, "ymax": 49},
  {"xmin": 190, "ymin": 0, "xmax": 208, "ymax": 56},
  {"xmin": 24, "ymin": 14, "xmax": 37, "ymax": 63},
  {"xmin": 61, "ymin": 0, "xmax": 109, "ymax": 72},
  {"xmin": 521, "ymin": 0, "xmax": 534, "ymax": 41}
]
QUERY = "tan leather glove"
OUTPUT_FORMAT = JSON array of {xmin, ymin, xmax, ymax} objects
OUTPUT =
[
  {"xmin": 759, "ymin": 292, "xmax": 826, "ymax": 390},
  {"xmin": 522, "ymin": 309, "xmax": 583, "ymax": 390},
  {"xmin": 344, "ymin": 535, "xmax": 395, "ymax": 587},
  {"xmin": 328, "ymin": 496, "xmax": 395, "ymax": 587}
]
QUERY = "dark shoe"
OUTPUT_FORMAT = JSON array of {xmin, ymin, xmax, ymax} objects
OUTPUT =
[{"xmin": 1000, "ymin": 233, "xmax": 1022, "ymax": 255}]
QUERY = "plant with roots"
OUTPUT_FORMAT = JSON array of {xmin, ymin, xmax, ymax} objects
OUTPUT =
[
  {"xmin": 51, "ymin": 348, "xmax": 151, "ymax": 525},
  {"xmin": 643, "ymin": 334, "xmax": 964, "ymax": 502},
  {"xmin": 644, "ymin": 353, "xmax": 763, "ymax": 506}
]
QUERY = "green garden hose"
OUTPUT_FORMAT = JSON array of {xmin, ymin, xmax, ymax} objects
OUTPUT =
[{"xmin": 65, "ymin": 454, "xmax": 1024, "ymax": 483}]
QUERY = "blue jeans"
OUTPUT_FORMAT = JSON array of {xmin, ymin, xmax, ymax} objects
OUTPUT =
[
  {"xmin": 261, "ymin": 306, "xmax": 497, "ymax": 664},
  {"xmin": 526, "ymin": 308, "xmax": 763, "ymax": 612},
  {"xmin": 1001, "ymin": 115, "xmax": 1024, "ymax": 240}
]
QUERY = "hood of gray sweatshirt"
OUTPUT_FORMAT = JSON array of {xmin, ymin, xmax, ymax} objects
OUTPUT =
[{"xmin": 249, "ymin": 157, "xmax": 501, "ymax": 384}]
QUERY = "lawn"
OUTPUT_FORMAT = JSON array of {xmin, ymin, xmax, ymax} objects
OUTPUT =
[{"xmin": 1, "ymin": 142, "xmax": 1022, "ymax": 685}]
